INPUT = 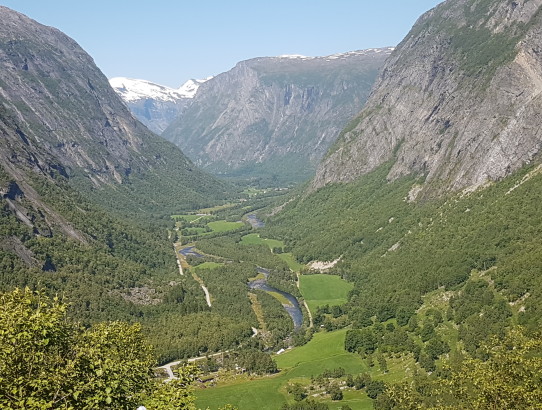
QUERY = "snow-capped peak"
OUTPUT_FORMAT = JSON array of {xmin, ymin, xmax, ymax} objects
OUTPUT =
[
  {"xmin": 178, "ymin": 77, "xmax": 213, "ymax": 98},
  {"xmin": 109, "ymin": 77, "xmax": 184, "ymax": 103},
  {"xmin": 109, "ymin": 77, "xmax": 211, "ymax": 103},
  {"xmin": 278, "ymin": 54, "xmax": 312, "ymax": 60},
  {"xmin": 275, "ymin": 48, "xmax": 395, "ymax": 62}
]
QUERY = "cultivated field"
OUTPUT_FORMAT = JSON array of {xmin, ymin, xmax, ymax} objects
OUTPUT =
[{"xmin": 299, "ymin": 274, "xmax": 354, "ymax": 313}]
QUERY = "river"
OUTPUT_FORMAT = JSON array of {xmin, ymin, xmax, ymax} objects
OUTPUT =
[
  {"xmin": 179, "ymin": 246, "xmax": 204, "ymax": 258},
  {"xmin": 248, "ymin": 267, "xmax": 303, "ymax": 330},
  {"xmin": 246, "ymin": 214, "xmax": 265, "ymax": 228}
]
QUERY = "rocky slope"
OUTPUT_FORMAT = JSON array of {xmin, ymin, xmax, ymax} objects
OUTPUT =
[
  {"xmin": 313, "ymin": 0, "xmax": 542, "ymax": 198},
  {"xmin": 0, "ymin": 6, "xmax": 228, "ymax": 218},
  {"xmin": 110, "ymin": 77, "xmax": 208, "ymax": 134},
  {"xmin": 162, "ymin": 49, "xmax": 392, "ymax": 184}
]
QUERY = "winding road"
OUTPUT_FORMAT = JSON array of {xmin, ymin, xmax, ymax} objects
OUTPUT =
[
  {"xmin": 200, "ymin": 282, "xmax": 212, "ymax": 307},
  {"xmin": 174, "ymin": 245, "xmax": 184, "ymax": 276},
  {"xmin": 174, "ymin": 244, "xmax": 211, "ymax": 307},
  {"xmin": 157, "ymin": 350, "xmax": 228, "ymax": 380}
]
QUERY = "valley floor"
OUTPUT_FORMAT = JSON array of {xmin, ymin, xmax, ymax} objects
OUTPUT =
[{"xmin": 196, "ymin": 328, "xmax": 411, "ymax": 410}]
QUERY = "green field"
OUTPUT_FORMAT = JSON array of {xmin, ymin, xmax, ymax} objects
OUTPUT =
[
  {"xmin": 198, "ymin": 203, "xmax": 237, "ymax": 214},
  {"xmin": 241, "ymin": 233, "xmax": 284, "ymax": 250},
  {"xmin": 195, "ymin": 329, "xmax": 412, "ymax": 410},
  {"xmin": 278, "ymin": 253, "xmax": 304, "ymax": 272},
  {"xmin": 299, "ymin": 274, "xmax": 354, "ymax": 313},
  {"xmin": 207, "ymin": 220, "xmax": 244, "ymax": 233},
  {"xmin": 240, "ymin": 234, "xmax": 305, "ymax": 271}
]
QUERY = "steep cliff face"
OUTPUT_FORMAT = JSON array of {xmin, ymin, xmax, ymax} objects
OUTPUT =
[
  {"xmin": 0, "ymin": 6, "xmax": 227, "ymax": 216},
  {"xmin": 110, "ymin": 77, "xmax": 208, "ymax": 134},
  {"xmin": 313, "ymin": 0, "xmax": 542, "ymax": 197},
  {"xmin": 162, "ymin": 49, "xmax": 392, "ymax": 184}
]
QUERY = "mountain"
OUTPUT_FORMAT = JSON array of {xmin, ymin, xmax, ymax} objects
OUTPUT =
[
  {"xmin": 263, "ymin": 1, "xmax": 542, "ymax": 403},
  {"xmin": 162, "ymin": 49, "xmax": 392, "ymax": 185},
  {"xmin": 314, "ymin": 0, "xmax": 542, "ymax": 198},
  {"xmin": 110, "ymin": 77, "xmax": 209, "ymax": 134},
  {"xmin": 0, "ymin": 5, "xmax": 235, "ymax": 359},
  {"xmin": 0, "ymin": 6, "xmax": 229, "ymax": 216}
]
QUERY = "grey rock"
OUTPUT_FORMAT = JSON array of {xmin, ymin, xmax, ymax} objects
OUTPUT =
[
  {"xmin": 0, "ymin": 6, "xmax": 197, "ymax": 187},
  {"xmin": 162, "ymin": 49, "xmax": 392, "ymax": 183},
  {"xmin": 0, "ymin": 6, "xmax": 226, "ymax": 242},
  {"xmin": 123, "ymin": 97, "xmax": 189, "ymax": 135},
  {"xmin": 313, "ymin": 0, "xmax": 542, "ymax": 198}
]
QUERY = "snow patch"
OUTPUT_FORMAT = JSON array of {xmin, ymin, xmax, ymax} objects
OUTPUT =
[
  {"xmin": 278, "ymin": 47, "xmax": 394, "ymax": 62},
  {"xmin": 178, "ymin": 77, "xmax": 212, "ymax": 98},
  {"xmin": 278, "ymin": 54, "xmax": 311, "ymax": 59},
  {"xmin": 109, "ymin": 76, "xmax": 211, "ymax": 102}
]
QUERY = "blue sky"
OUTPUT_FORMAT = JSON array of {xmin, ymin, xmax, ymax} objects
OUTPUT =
[{"xmin": 2, "ymin": 1, "xmax": 442, "ymax": 88}]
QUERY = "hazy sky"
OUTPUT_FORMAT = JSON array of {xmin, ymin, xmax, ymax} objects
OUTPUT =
[{"xmin": 3, "ymin": 1, "xmax": 442, "ymax": 88}]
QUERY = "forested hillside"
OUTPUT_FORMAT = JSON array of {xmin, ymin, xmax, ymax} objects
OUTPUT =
[
  {"xmin": 261, "ymin": 158, "xmax": 542, "ymax": 406},
  {"xmin": 268, "ymin": 161, "xmax": 542, "ymax": 328},
  {"xmin": 0, "ymin": 6, "xmax": 236, "ymax": 360},
  {"xmin": 256, "ymin": 0, "xmax": 542, "ymax": 406}
]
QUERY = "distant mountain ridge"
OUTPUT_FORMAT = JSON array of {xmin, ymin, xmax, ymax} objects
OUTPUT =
[
  {"xmin": 161, "ymin": 48, "xmax": 393, "ymax": 184},
  {"xmin": 313, "ymin": 0, "xmax": 542, "ymax": 198},
  {"xmin": 110, "ymin": 77, "xmax": 210, "ymax": 134}
]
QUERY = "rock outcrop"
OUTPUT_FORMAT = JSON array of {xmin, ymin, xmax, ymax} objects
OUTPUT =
[{"xmin": 313, "ymin": 0, "xmax": 542, "ymax": 198}]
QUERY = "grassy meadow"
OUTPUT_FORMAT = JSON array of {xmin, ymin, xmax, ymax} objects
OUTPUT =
[
  {"xmin": 241, "ymin": 233, "xmax": 284, "ymax": 249},
  {"xmin": 195, "ymin": 328, "xmax": 413, "ymax": 410},
  {"xmin": 299, "ymin": 274, "xmax": 354, "ymax": 313},
  {"xmin": 241, "ymin": 234, "xmax": 305, "ymax": 271},
  {"xmin": 194, "ymin": 262, "xmax": 224, "ymax": 270},
  {"xmin": 207, "ymin": 220, "xmax": 245, "ymax": 233}
]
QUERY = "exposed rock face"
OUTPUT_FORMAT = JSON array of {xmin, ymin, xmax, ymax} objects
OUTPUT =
[
  {"xmin": 162, "ymin": 49, "xmax": 392, "ymax": 183},
  {"xmin": 110, "ymin": 77, "xmax": 208, "ymax": 134},
  {"xmin": 0, "ymin": 6, "xmax": 225, "ymax": 216},
  {"xmin": 0, "ymin": 7, "xmax": 145, "ymax": 185},
  {"xmin": 313, "ymin": 0, "xmax": 542, "ymax": 197}
]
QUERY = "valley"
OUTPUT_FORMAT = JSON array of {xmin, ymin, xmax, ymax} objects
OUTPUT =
[
  {"xmin": 160, "ymin": 196, "xmax": 381, "ymax": 409},
  {"xmin": 2, "ymin": 0, "xmax": 542, "ymax": 408},
  {"xmin": 163, "ymin": 157, "xmax": 542, "ymax": 409}
]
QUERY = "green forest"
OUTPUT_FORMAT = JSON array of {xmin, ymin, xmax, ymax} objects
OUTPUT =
[{"xmin": 4, "ymin": 150, "xmax": 542, "ymax": 408}]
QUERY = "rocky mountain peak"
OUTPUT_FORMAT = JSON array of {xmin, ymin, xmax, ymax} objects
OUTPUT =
[
  {"xmin": 313, "ymin": 0, "xmax": 542, "ymax": 198},
  {"xmin": 162, "ymin": 48, "xmax": 393, "ymax": 184},
  {"xmin": 0, "ymin": 6, "xmax": 227, "ymax": 217}
]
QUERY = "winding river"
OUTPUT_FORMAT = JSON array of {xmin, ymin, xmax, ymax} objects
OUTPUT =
[
  {"xmin": 179, "ymin": 246, "xmax": 204, "ymax": 258},
  {"xmin": 248, "ymin": 267, "xmax": 303, "ymax": 330},
  {"xmin": 246, "ymin": 214, "xmax": 265, "ymax": 228}
]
